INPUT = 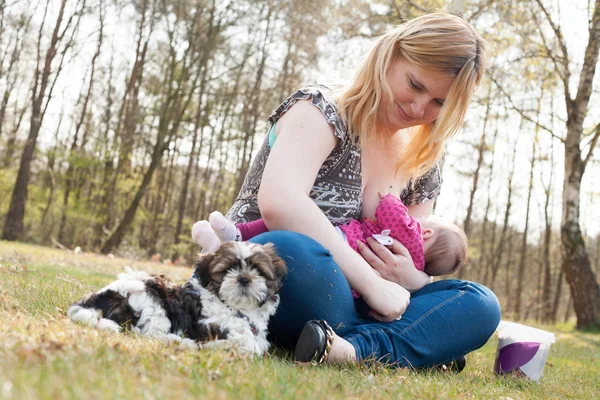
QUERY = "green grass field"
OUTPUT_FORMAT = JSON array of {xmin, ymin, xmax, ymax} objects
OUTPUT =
[{"xmin": 1, "ymin": 241, "xmax": 598, "ymax": 399}]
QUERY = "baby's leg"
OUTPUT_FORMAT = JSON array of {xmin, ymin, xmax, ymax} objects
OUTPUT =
[
  {"xmin": 191, "ymin": 220, "xmax": 221, "ymax": 252},
  {"xmin": 209, "ymin": 211, "xmax": 240, "ymax": 242}
]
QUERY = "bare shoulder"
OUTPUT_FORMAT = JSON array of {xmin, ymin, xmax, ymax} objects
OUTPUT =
[{"xmin": 275, "ymin": 100, "xmax": 336, "ymax": 141}]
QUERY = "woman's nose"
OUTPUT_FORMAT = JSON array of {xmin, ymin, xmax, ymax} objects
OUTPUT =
[{"xmin": 410, "ymin": 97, "xmax": 427, "ymax": 118}]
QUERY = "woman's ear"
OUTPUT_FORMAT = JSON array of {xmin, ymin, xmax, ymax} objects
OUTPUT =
[{"xmin": 422, "ymin": 228, "xmax": 434, "ymax": 240}]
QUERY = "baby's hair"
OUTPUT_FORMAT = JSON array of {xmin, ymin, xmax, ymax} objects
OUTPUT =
[{"xmin": 424, "ymin": 224, "xmax": 468, "ymax": 276}]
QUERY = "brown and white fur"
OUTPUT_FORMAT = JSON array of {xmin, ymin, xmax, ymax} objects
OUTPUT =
[{"xmin": 68, "ymin": 242, "xmax": 287, "ymax": 356}]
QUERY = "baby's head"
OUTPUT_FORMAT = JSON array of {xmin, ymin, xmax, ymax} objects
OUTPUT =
[{"xmin": 415, "ymin": 215, "xmax": 468, "ymax": 277}]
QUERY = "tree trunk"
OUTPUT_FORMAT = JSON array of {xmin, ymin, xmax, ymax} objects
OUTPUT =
[
  {"xmin": 488, "ymin": 119, "xmax": 522, "ymax": 287},
  {"xmin": 3, "ymin": 0, "xmax": 69, "ymax": 241},
  {"xmin": 460, "ymin": 84, "xmax": 492, "ymax": 279},
  {"xmin": 536, "ymin": 0, "xmax": 600, "ymax": 329},
  {"xmin": 173, "ymin": 36, "xmax": 214, "ymax": 245},
  {"xmin": 58, "ymin": 6, "xmax": 104, "ymax": 243},
  {"xmin": 463, "ymin": 84, "xmax": 492, "ymax": 238},
  {"xmin": 102, "ymin": 0, "xmax": 155, "ymax": 236},
  {"xmin": 2, "ymin": 102, "xmax": 27, "ymax": 168},
  {"xmin": 560, "ymin": 133, "xmax": 600, "ymax": 327},
  {"xmin": 515, "ymin": 101, "xmax": 540, "ymax": 319},
  {"xmin": 101, "ymin": 134, "xmax": 168, "ymax": 254},
  {"xmin": 234, "ymin": 2, "xmax": 273, "ymax": 194},
  {"xmin": 541, "ymin": 127, "xmax": 556, "ymax": 322},
  {"xmin": 477, "ymin": 127, "xmax": 499, "ymax": 283}
]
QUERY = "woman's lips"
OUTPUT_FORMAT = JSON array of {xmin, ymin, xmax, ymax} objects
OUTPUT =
[{"xmin": 396, "ymin": 102, "xmax": 414, "ymax": 121}]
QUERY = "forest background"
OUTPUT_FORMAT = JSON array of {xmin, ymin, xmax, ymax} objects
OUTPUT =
[{"xmin": 0, "ymin": 0, "xmax": 599, "ymax": 329}]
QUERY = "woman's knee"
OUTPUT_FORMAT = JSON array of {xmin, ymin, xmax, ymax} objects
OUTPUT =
[
  {"xmin": 419, "ymin": 279, "xmax": 501, "ymax": 345},
  {"xmin": 463, "ymin": 281, "xmax": 502, "ymax": 342}
]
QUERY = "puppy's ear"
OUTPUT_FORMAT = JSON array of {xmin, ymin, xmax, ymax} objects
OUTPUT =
[
  {"xmin": 193, "ymin": 252, "xmax": 216, "ymax": 287},
  {"xmin": 263, "ymin": 243, "xmax": 288, "ymax": 289}
]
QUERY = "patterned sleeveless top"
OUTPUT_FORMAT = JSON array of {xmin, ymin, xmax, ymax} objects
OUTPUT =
[{"xmin": 225, "ymin": 86, "xmax": 441, "ymax": 226}]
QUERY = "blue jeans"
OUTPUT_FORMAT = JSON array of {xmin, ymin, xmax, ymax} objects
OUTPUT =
[{"xmin": 250, "ymin": 230, "xmax": 501, "ymax": 367}]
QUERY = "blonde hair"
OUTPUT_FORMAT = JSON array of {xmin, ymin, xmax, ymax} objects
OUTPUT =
[
  {"xmin": 336, "ymin": 13, "xmax": 486, "ymax": 186},
  {"xmin": 424, "ymin": 224, "xmax": 468, "ymax": 276}
]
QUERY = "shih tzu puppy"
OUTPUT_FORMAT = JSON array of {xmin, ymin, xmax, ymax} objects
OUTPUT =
[{"xmin": 68, "ymin": 242, "xmax": 287, "ymax": 356}]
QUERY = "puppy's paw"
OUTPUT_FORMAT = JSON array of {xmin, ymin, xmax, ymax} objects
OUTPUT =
[
  {"xmin": 97, "ymin": 318, "xmax": 122, "ymax": 332},
  {"xmin": 180, "ymin": 338, "xmax": 200, "ymax": 350}
]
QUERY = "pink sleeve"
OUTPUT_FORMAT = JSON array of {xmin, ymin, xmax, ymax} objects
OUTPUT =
[
  {"xmin": 338, "ymin": 220, "xmax": 364, "ymax": 252},
  {"xmin": 237, "ymin": 219, "xmax": 269, "ymax": 241}
]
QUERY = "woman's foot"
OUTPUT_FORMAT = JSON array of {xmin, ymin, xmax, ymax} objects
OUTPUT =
[
  {"xmin": 191, "ymin": 220, "xmax": 221, "ymax": 252},
  {"xmin": 432, "ymin": 357, "xmax": 466, "ymax": 373},
  {"xmin": 293, "ymin": 320, "xmax": 356, "ymax": 364},
  {"xmin": 209, "ymin": 211, "xmax": 240, "ymax": 242},
  {"xmin": 328, "ymin": 333, "xmax": 357, "ymax": 363}
]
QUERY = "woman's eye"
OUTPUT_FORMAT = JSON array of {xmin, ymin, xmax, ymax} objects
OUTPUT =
[
  {"xmin": 435, "ymin": 99, "xmax": 445, "ymax": 107},
  {"xmin": 409, "ymin": 79, "xmax": 422, "ymax": 91}
]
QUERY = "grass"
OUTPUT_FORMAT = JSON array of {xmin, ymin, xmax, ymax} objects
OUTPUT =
[{"xmin": 1, "ymin": 241, "xmax": 599, "ymax": 399}]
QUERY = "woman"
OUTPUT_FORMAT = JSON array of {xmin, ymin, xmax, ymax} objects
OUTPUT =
[{"xmin": 215, "ymin": 13, "xmax": 501, "ymax": 368}]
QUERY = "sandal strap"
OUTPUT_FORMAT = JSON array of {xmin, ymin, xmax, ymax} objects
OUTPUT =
[{"xmin": 317, "ymin": 320, "xmax": 334, "ymax": 364}]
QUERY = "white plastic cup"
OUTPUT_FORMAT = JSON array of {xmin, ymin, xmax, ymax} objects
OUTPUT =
[{"xmin": 494, "ymin": 320, "xmax": 556, "ymax": 382}]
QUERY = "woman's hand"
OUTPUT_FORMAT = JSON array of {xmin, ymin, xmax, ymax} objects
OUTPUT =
[
  {"xmin": 361, "ymin": 274, "xmax": 410, "ymax": 322},
  {"xmin": 357, "ymin": 238, "xmax": 430, "ymax": 292}
]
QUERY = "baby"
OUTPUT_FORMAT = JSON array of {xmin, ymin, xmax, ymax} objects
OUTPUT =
[{"xmin": 192, "ymin": 194, "xmax": 467, "ymax": 293}]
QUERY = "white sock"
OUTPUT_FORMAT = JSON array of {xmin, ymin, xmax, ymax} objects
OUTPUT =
[
  {"xmin": 191, "ymin": 220, "xmax": 221, "ymax": 252},
  {"xmin": 209, "ymin": 211, "xmax": 240, "ymax": 242}
]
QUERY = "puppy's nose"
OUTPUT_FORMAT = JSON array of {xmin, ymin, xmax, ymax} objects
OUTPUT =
[{"xmin": 238, "ymin": 276, "xmax": 251, "ymax": 286}]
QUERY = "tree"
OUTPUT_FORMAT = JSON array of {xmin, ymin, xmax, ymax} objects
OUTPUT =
[
  {"xmin": 533, "ymin": 0, "xmax": 600, "ymax": 328},
  {"xmin": 101, "ymin": 0, "xmax": 205, "ymax": 254},
  {"xmin": 3, "ymin": 0, "xmax": 85, "ymax": 241},
  {"xmin": 58, "ymin": 2, "xmax": 105, "ymax": 244}
]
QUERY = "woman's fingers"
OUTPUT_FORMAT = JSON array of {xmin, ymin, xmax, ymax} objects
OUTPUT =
[
  {"xmin": 356, "ymin": 240, "xmax": 385, "ymax": 268},
  {"xmin": 389, "ymin": 239, "xmax": 411, "ymax": 258},
  {"xmin": 366, "ymin": 237, "xmax": 395, "ymax": 265},
  {"xmin": 368, "ymin": 310, "xmax": 388, "ymax": 322}
]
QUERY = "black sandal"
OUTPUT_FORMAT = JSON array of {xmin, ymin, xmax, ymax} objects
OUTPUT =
[
  {"xmin": 293, "ymin": 320, "xmax": 335, "ymax": 363},
  {"xmin": 432, "ymin": 357, "xmax": 466, "ymax": 373}
]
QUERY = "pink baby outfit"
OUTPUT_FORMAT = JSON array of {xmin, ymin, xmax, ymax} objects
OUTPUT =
[{"xmin": 339, "ymin": 194, "xmax": 425, "ymax": 271}]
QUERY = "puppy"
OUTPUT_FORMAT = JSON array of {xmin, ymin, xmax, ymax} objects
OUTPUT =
[{"xmin": 68, "ymin": 242, "xmax": 287, "ymax": 356}]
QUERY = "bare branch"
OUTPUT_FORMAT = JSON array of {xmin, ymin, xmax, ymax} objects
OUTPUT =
[
  {"xmin": 489, "ymin": 75, "xmax": 565, "ymax": 143},
  {"xmin": 466, "ymin": 0, "xmax": 495, "ymax": 21},
  {"xmin": 529, "ymin": 7, "xmax": 572, "ymax": 103},
  {"xmin": 533, "ymin": 0, "xmax": 570, "ymax": 64},
  {"xmin": 573, "ymin": 0, "xmax": 600, "ymax": 124},
  {"xmin": 583, "ymin": 123, "xmax": 600, "ymax": 168},
  {"xmin": 406, "ymin": 1, "xmax": 429, "ymax": 14}
]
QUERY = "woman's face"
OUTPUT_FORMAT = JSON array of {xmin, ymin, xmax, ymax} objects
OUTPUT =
[{"xmin": 380, "ymin": 57, "xmax": 455, "ymax": 132}]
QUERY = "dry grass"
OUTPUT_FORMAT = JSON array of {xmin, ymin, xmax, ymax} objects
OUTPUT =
[{"xmin": 1, "ymin": 241, "xmax": 599, "ymax": 399}]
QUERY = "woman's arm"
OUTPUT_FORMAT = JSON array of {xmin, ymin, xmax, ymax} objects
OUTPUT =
[{"xmin": 258, "ymin": 101, "xmax": 409, "ymax": 321}]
